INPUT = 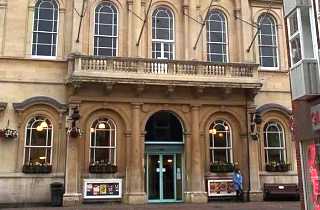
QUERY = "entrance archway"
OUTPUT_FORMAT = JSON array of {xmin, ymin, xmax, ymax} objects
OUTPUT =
[{"xmin": 144, "ymin": 111, "xmax": 184, "ymax": 203}]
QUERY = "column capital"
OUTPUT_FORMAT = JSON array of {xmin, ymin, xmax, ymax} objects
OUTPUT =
[
  {"xmin": 131, "ymin": 102, "xmax": 143, "ymax": 109},
  {"xmin": 191, "ymin": 104, "xmax": 201, "ymax": 110}
]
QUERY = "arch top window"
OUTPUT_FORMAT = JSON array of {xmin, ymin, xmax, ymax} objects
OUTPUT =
[
  {"xmin": 264, "ymin": 121, "xmax": 286, "ymax": 163},
  {"xmin": 24, "ymin": 116, "xmax": 53, "ymax": 164},
  {"xmin": 90, "ymin": 118, "xmax": 116, "ymax": 165},
  {"xmin": 94, "ymin": 2, "xmax": 118, "ymax": 57},
  {"xmin": 152, "ymin": 7, "xmax": 174, "ymax": 60},
  {"xmin": 206, "ymin": 10, "xmax": 228, "ymax": 63},
  {"xmin": 209, "ymin": 120, "xmax": 232, "ymax": 163},
  {"xmin": 32, "ymin": 0, "xmax": 59, "ymax": 57},
  {"xmin": 258, "ymin": 14, "xmax": 279, "ymax": 68}
]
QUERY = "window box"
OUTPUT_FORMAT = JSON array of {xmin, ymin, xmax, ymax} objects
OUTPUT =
[
  {"xmin": 0, "ymin": 128, "xmax": 18, "ymax": 139},
  {"xmin": 89, "ymin": 162, "xmax": 117, "ymax": 174},
  {"xmin": 265, "ymin": 162, "xmax": 290, "ymax": 172},
  {"xmin": 22, "ymin": 163, "xmax": 52, "ymax": 174},
  {"xmin": 210, "ymin": 162, "xmax": 234, "ymax": 173}
]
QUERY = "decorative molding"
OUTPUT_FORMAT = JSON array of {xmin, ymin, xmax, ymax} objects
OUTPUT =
[
  {"xmin": 256, "ymin": 103, "xmax": 292, "ymax": 117},
  {"xmin": 13, "ymin": 96, "xmax": 67, "ymax": 113}
]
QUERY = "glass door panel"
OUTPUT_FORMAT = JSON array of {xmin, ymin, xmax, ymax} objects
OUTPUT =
[
  {"xmin": 148, "ymin": 155, "xmax": 160, "ymax": 200},
  {"xmin": 175, "ymin": 154, "xmax": 182, "ymax": 201},
  {"xmin": 162, "ymin": 155, "xmax": 175, "ymax": 200}
]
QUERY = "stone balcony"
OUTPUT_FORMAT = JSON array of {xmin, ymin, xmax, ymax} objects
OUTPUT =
[{"xmin": 68, "ymin": 55, "xmax": 262, "ymax": 91}]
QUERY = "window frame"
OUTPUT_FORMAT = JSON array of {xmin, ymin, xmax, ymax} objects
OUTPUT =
[
  {"xmin": 287, "ymin": 10, "xmax": 304, "ymax": 67},
  {"xmin": 23, "ymin": 116, "xmax": 53, "ymax": 165},
  {"xmin": 89, "ymin": 118, "xmax": 117, "ymax": 165},
  {"xmin": 209, "ymin": 120, "xmax": 233, "ymax": 163},
  {"xmin": 93, "ymin": 2, "xmax": 119, "ymax": 57},
  {"xmin": 152, "ymin": 6, "xmax": 175, "ymax": 60},
  {"xmin": 31, "ymin": 0, "xmax": 59, "ymax": 58},
  {"xmin": 206, "ymin": 9, "xmax": 229, "ymax": 63},
  {"xmin": 263, "ymin": 121, "xmax": 287, "ymax": 164},
  {"xmin": 258, "ymin": 13, "xmax": 279, "ymax": 70}
]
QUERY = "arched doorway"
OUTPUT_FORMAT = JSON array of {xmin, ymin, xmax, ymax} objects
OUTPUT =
[{"xmin": 145, "ymin": 111, "xmax": 184, "ymax": 203}]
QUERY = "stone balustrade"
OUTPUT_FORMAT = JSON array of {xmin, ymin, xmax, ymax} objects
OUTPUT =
[{"xmin": 69, "ymin": 55, "xmax": 261, "ymax": 89}]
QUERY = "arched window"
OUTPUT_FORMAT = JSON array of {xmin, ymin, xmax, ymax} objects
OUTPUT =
[
  {"xmin": 94, "ymin": 2, "xmax": 118, "ymax": 56},
  {"xmin": 206, "ymin": 10, "xmax": 228, "ymax": 63},
  {"xmin": 264, "ymin": 121, "xmax": 286, "ymax": 163},
  {"xmin": 258, "ymin": 14, "xmax": 278, "ymax": 68},
  {"xmin": 209, "ymin": 120, "xmax": 232, "ymax": 163},
  {"xmin": 32, "ymin": 0, "xmax": 59, "ymax": 57},
  {"xmin": 24, "ymin": 116, "xmax": 53, "ymax": 164},
  {"xmin": 90, "ymin": 118, "xmax": 116, "ymax": 164},
  {"xmin": 152, "ymin": 7, "xmax": 174, "ymax": 60}
]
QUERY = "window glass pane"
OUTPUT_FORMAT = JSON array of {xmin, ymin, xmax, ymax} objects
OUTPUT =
[
  {"xmin": 289, "ymin": 12, "xmax": 299, "ymax": 35},
  {"xmin": 266, "ymin": 149, "xmax": 283, "ymax": 162},
  {"xmin": 30, "ymin": 147, "xmax": 46, "ymax": 163},
  {"xmin": 261, "ymin": 57, "xmax": 276, "ymax": 67},
  {"xmin": 291, "ymin": 36, "xmax": 302, "ymax": 64},
  {"xmin": 99, "ymin": 13, "xmax": 114, "ymax": 25},
  {"xmin": 37, "ymin": 44, "xmax": 53, "ymax": 56},
  {"xmin": 39, "ymin": 8, "xmax": 55, "ymax": 20},
  {"xmin": 260, "ymin": 35, "xmax": 274, "ymax": 46},
  {"xmin": 267, "ymin": 133, "xmax": 281, "ymax": 147},
  {"xmin": 38, "ymin": 20, "xmax": 53, "ymax": 32},
  {"xmin": 95, "ymin": 130, "xmax": 110, "ymax": 146},
  {"xmin": 214, "ymin": 149, "xmax": 227, "ymax": 162},
  {"xmin": 213, "ymin": 133, "xmax": 227, "ymax": 147},
  {"xmin": 94, "ymin": 148, "xmax": 114, "ymax": 163},
  {"xmin": 37, "ymin": 33, "xmax": 53, "ymax": 44}
]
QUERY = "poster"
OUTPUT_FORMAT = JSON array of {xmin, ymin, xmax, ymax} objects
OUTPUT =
[
  {"xmin": 207, "ymin": 179, "xmax": 236, "ymax": 197},
  {"xmin": 83, "ymin": 179, "xmax": 122, "ymax": 199}
]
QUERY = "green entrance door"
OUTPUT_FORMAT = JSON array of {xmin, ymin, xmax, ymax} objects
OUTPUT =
[{"xmin": 146, "ymin": 153, "xmax": 182, "ymax": 202}]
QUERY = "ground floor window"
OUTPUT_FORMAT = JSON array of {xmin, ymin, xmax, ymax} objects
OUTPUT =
[
  {"xmin": 90, "ymin": 118, "xmax": 116, "ymax": 165},
  {"xmin": 24, "ymin": 116, "xmax": 53, "ymax": 164},
  {"xmin": 209, "ymin": 120, "xmax": 232, "ymax": 163}
]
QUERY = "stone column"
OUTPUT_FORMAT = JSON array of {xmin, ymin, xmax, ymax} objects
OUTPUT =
[
  {"xmin": 240, "ymin": 0, "xmax": 254, "ymax": 62},
  {"xmin": 247, "ymin": 103, "xmax": 263, "ymax": 201},
  {"xmin": 127, "ymin": 0, "xmax": 133, "ymax": 57},
  {"xmin": 124, "ymin": 103, "xmax": 146, "ymax": 204},
  {"xmin": 71, "ymin": 0, "xmax": 83, "ymax": 53},
  {"xmin": 183, "ymin": 1, "xmax": 189, "ymax": 60},
  {"xmin": 186, "ymin": 105, "xmax": 207, "ymax": 203}
]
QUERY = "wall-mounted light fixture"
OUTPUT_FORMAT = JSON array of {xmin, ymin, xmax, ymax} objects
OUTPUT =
[{"xmin": 250, "ymin": 111, "xmax": 262, "ymax": 140}]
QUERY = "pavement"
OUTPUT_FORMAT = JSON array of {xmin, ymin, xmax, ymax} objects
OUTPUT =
[{"xmin": 1, "ymin": 201, "xmax": 300, "ymax": 210}]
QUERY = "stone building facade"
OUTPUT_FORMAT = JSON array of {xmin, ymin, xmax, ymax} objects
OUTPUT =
[{"xmin": 0, "ymin": 0, "xmax": 298, "ymax": 206}]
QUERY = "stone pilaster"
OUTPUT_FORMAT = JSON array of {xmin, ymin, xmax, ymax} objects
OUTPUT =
[
  {"xmin": 63, "ymin": 105, "xmax": 81, "ymax": 206},
  {"xmin": 124, "ymin": 103, "xmax": 146, "ymax": 204},
  {"xmin": 247, "ymin": 103, "xmax": 263, "ymax": 201},
  {"xmin": 186, "ymin": 105, "xmax": 207, "ymax": 203}
]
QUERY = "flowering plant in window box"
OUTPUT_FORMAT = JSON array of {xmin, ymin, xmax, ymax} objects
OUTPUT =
[
  {"xmin": 22, "ymin": 162, "xmax": 52, "ymax": 174},
  {"xmin": 89, "ymin": 161, "xmax": 117, "ymax": 174},
  {"xmin": 210, "ymin": 161, "xmax": 235, "ymax": 173},
  {"xmin": 0, "ymin": 128, "xmax": 18, "ymax": 139},
  {"xmin": 265, "ymin": 161, "xmax": 290, "ymax": 172}
]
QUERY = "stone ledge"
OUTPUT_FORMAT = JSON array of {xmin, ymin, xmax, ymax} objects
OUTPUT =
[
  {"xmin": 184, "ymin": 192, "xmax": 208, "ymax": 203},
  {"xmin": 259, "ymin": 171, "xmax": 298, "ymax": 176},
  {"xmin": 63, "ymin": 193, "xmax": 82, "ymax": 207},
  {"xmin": 0, "ymin": 172, "xmax": 64, "ymax": 178},
  {"xmin": 123, "ymin": 193, "xmax": 147, "ymax": 204}
]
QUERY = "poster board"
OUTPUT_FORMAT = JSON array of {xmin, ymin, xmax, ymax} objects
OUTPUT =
[
  {"xmin": 207, "ymin": 179, "xmax": 236, "ymax": 197},
  {"xmin": 83, "ymin": 179, "xmax": 122, "ymax": 199}
]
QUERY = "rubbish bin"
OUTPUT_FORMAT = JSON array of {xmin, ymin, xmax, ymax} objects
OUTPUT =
[{"xmin": 50, "ymin": 182, "xmax": 64, "ymax": 206}]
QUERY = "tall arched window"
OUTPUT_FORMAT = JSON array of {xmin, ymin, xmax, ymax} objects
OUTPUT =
[
  {"xmin": 24, "ymin": 116, "xmax": 53, "ymax": 164},
  {"xmin": 90, "ymin": 118, "xmax": 116, "ymax": 164},
  {"xmin": 152, "ymin": 7, "xmax": 174, "ymax": 60},
  {"xmin": 264, "ymin": 121, "xmax": 286, "ymax": 163},
  {"xmin": 209, "ymin": 120, "xmax": 232, "ymax": 163},
  {"xmin": 258, "ymin": 14, "xmax": 278, "ymax": 68},
  {"xmin": 206, "ymin": 10, "xmax": 228, "ymax": 63},
  {"xmin": 94, "ymin": 2, "xmax": 118, "ymax": 56},
  {"xmin": 32, "ymin": 0, "xmax": 59, "ymax": 57}
]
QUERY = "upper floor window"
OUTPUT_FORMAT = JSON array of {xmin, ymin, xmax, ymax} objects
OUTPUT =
[
  {"xmin": 90, "ymin": 118, "xmax": 116, "ymax": 165},
  {"xmin": 258, "ymin": 14, "xmax": 278, "ymax": 68},
  {"xmin": 206, "ymin": 10, "xmax": 228, "ymax": 63},
  {"xmin": 209, "ymin": 120, "xmax": 232, "ymax": 163},
  {"xmin": 264, "ymin": 121, "xmax": 286, "ymax": 163},
  {"xmin": 32, "ymin": 0, "xmax": 58, "ymax": 57},
  {"xmin": 24, "ymin": 116, "xmax": 53, "ymax": 164},
  {"xmin": 288, "ymin": 11, "xmax": 302, "ymax": 65},
  {"xmin": 94, "ymin": 2, "xmax": 118, "ymax": 56},
  {"xmin": 152, "ymin": 7, "xmax": 174, "ymax": 60}
]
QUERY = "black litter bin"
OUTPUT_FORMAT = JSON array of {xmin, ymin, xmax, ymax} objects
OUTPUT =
[{"xmin": 50, "ymin": 182, "xmax": 64, "ymax": 206}]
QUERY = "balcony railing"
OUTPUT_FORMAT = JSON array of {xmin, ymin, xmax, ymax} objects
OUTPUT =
[{"xmin": 69, "ymin": 55, "xmax": 261, "ymax": 89}]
